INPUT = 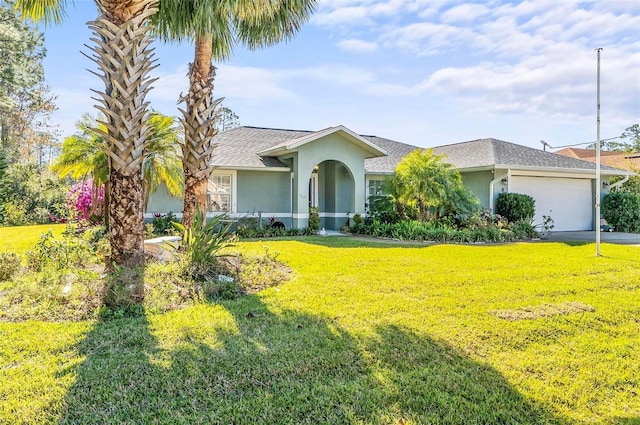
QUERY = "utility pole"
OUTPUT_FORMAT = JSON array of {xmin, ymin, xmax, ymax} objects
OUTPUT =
[{"xmin": 595, "ymin": 47, "xmax": 603, "ymax": 256}]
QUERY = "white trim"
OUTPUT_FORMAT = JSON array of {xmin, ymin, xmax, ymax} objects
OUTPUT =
[
  {"xmin": 258, "ymin": 125, "xmax": 387, "ymax": 158},
  {"xmin": 489, "ymin": 170, "xmax": 510, "ymax": 211},
  {"xmin": 309, "ymin": 174, "xmax": 319, "ymax": 208},
  {"xmin": 292, "ymin": 213, "xmax": 309, "ymax": 219},
  {"xmin": 208, "ymin": 170, "xmax": 237, "ymax": 213},
  {"xmin": 145, "ymin": 212, "xmax": 293, "ymax": 219},
  {"xmin": 319, "ymin": 212, "xmax": 355, "ymax": 218},
  {"xmin": 496, "ymin": 165, "xmax": 632, "ymax": 177},
  {"xmin": 230, "ymin": 212, "xmax": 291, "ymax": 218},
  {"xmin": 508, "ymin": 169, "xmax": 601, "ymax": 179},
  {"xmin": 213, "ymin": 165, "xmax": 290, "ymax": 172},
  {"xmin": 609, "ymin": 175, "xmax": 629, "ymax": 191},
  {"xmin": 365, "ymin": 170, "xmax": 394, "ymax": 175},
  {"xmin": 458, "ymin": 165, "xmax": 633, "ymax": 177},
  {"xmin": 457, "ymin": 166, "xmax": 496, "ymax": 173}
]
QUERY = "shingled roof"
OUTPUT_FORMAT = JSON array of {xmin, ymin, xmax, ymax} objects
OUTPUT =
[
  {"xmin": 432, "ymin": 138, "xmax": 626, "ymax": 173},
  {"xmin": 211, "ymin": 127, "xmax": 628, "ymax": 175},
  {"xmin": 211, "ymin": 126, "xmax": 310, "ymax": 169},
  {"xmin": 211, "ymin": 126, "xmax": 419, "ymax": 173}
]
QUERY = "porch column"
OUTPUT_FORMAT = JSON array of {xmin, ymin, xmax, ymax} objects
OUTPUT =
[{"xmin": 293, "ymin": 170, "xmax": 309, "ymax": 229}]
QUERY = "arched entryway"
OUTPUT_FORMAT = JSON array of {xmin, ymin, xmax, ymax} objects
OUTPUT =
[{"xmin": 308, "ymin": 160, "xmax": 355, "ymax": 230}]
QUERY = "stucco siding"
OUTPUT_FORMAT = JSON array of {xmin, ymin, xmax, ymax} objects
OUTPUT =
[
  {"xmin": 461, "ymin": 170, "xmax": 494, "ymax": 208},
  {"xmin": 236, "ymin": 170, "xmax": 291, "ymax": 214},
  {"xmin": 336, "ymin": 164, "xmax": 354, "ymax": 213},
  {"xmin": 146, "ymin": 184, "xmax": 183, "ymax": 214}
]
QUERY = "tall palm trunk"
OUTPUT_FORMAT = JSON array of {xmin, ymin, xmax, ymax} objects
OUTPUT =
[
  {"xmin": 87, "ymin": 0, "xmax": 158, "ymax": 276},
  {"xmin": 179, "ymin": 35, "xmax": 220, "ymax": 230}
]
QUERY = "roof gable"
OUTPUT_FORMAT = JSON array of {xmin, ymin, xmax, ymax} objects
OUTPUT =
[{"xmin": 258, "ymin": 125, "xmax": 387, "ymax": 158}]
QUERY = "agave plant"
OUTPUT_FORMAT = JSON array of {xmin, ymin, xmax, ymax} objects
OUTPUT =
[{"xmin": 171, "ymin": 210, "xmax": 235, "ymax": 280}]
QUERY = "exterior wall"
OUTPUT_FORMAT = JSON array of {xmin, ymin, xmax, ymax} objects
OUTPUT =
[
  {"xmin": 317, "ymin": 161, "xmax": 354, "ymax": 230},
  {"xmin": 290, "ymin": 134, "xmax": 369, "ymax": 228},
  {"xmin": 460, "ymin": 170, "xmax": 494, "ymax": 209},
  {"xmin": 146, "ymin": 183, "xmax": 183, "ymax": 214},
  {"xmin": 236, "ymin": 170, "xmax": 291, "ymax": 216}
]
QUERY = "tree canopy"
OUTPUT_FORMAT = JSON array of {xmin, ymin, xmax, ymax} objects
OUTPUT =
[
  {"xmin": 0, "ymin": 0, "xmax": 57, "ymax": 164},
  {"xmin": 53, "ymin": 112, "xmax": 184, "ymax": 211},
  {"xmin": 392, "ymin": 149, "xmax": 478, "ymax": 220}
]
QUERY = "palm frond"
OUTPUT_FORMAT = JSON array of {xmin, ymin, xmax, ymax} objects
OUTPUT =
[{"xmin": 15, "ymin": 0, "xmax": 71, "ymax": 25}]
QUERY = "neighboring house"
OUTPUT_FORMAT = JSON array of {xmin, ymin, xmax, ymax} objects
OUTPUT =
[
  {"xmin": 147, "ymin": 126, "xmax": 633, "ymax": 232},
  {"xmin": 555, "ymin": 147, "xmax": 640, "ymax": 171}
]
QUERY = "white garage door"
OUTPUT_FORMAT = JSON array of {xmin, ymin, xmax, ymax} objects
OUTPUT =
[{"xmin": 510, "ymin": 176, "xmax": 593, "ymax": 231}]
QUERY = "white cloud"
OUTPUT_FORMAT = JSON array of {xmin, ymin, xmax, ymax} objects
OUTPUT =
[
  {"xmin": 381, "ymin": 22, "xmax": 474, "ymax": 55},
  {"xmin": 440, "ymin": 3, "xmax": 490, "ymax": 23},
  {"xmin": 312, "ymin": 6, "xmax": 376, "ymax": 27},
  {"xmin": 337, "ymin": 38, "xmax": 378, "ymax": 53},
  {"xmin": 287, "ymin": 64, "xmax": 377, "ymax": 87},
  {"xmin": 149, "ymin": 65, "xmax": 189, "ymax": 101},
  {"xmin": 312, "ymin": 0, "xmax": 424, "ymax": 27}
]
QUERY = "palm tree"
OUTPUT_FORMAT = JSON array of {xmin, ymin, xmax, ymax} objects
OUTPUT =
[
  {"xmin": 393, "ymin": 149, "xmax": 477, "ymax": 221},
  {"xmin": 51, "ymin": 114, "xmax": 110, "ymax": 225},
  {"xmin": 52, "ymin": 114, "xmax": 109, "ymax": 186},
  {"xmin": 53, "ymin": 112, "xmax": 183, "ymax": 220},
  {"xmin": 18, "ymin": 0, "xmax": 159, "ymax": 270},
  {"xmin": 152, "ymin": 0, "xmax": 316, "ymax": 229},
  {"xmin": 142, "ymin": 113, "xmax": 183, "ymax": 211}
]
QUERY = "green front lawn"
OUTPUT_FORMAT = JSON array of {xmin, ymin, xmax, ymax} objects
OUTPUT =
[
  {"xmin": 0, "ymin": 223, "xmax": 66, "ymax": 253},
  {"xmin": 1, "ymin": 229, "xmax": 638, "ymax": 424}
]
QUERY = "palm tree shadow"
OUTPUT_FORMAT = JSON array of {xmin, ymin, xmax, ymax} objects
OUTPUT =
[
  {"xmin": 361, "ymin": 324, "xmax": 566, "ymax": 424},
  {"xmin": 59, "ymin": 295, "xmax": 565, "ymax": 424},
  {"xmin": 58, "ymin": 313, "xmax": 163, "ymax": 423}
]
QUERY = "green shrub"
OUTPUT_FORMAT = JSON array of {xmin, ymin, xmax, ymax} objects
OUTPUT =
[
  {"xmin": 286, "ymin": 228, "xmax": 301, "ymax": 236},
  {"xmin": 510, "ymin": 221, "xmax": 539, "ymax": 239},
  {"xmin": 0, "ymin": 252, "xmax": 21, "ymax": 281},
  {"xmin": 0, "ymin": 163, "xmax": 69, "ymax": 225},
  {"xmin": 602, "ymin": 192, "xmax": 640, "ymax": 233},
  {"xmin": 25, "ymin": 230, "xmax": 99, "ymax": 272},
  {"xmin": 309, "ymin": 207, "xmax": 320, "ymax": 231},
  {"xmin": 150, "ymin": 212, "xmax": 178, "ymax": 235},
  {"xmin": 3, "ymin": 201, "xmax": 27, "ymax": 226},
  {"xmin": 173, "ymin": 211, "xmax": 236, "ymax": 281},
  {"xmin": 350, "ymin": 216, "xmax": 537, "ymax": 243},
  {"xmin": 495, "ymin": 193, "xmax": 535, "ymax": 223}
]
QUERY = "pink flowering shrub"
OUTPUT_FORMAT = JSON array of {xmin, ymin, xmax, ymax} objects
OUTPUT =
[{"xmin": 67, "ymin": 179, "xmax": 105, "ymax": 223}]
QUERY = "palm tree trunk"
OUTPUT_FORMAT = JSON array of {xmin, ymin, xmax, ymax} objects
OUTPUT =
[
  {"xmin": 84, "ymin": 0, "xmax": 158, "ymax": 305},
  {"xmin": 108, "ymin": 168, "xmax": 145, "ymax": 265},
  {"xmin": 179, "ymin": 35, "xmax": 220, "ymax": 230}
]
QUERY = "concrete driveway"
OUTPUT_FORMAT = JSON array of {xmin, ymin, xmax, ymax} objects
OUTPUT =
[{"xmin": 546, "ymin": 231, "xmax": 640, "ymax": 245}]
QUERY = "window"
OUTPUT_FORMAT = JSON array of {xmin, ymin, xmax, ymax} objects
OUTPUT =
[
  {"xmin": 208, "ymin": 174, "xmax": 232, "ymax": 212},
  {"xmin": 367, "ymin": 178, "xmax": 386, "ymax": 210},
  {"xmin": 368, "ymin": 179, "xmax": 385, "ymax": 198}
]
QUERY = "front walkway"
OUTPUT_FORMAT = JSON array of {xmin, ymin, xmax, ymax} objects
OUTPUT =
[{"xmin": 546, "ymin": 231, "xmax": 640, "ymax": 245}]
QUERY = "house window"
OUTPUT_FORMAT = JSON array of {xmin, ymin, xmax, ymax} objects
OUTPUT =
[
  {"xmin": 208, "ymin": 174, "xmax": 232, "ymax": 212},
  {"xmin": 368, "ymin": 179, "xmax": 385, "ymax": 198},
  {"xmin": 367, "ymin": 178, "xmax": 386, "ymax": 209}
]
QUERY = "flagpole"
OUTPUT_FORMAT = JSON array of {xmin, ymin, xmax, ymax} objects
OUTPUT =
[{"xmin": 595, "ymin": 47, "xmax": 603, "ymax": 256}]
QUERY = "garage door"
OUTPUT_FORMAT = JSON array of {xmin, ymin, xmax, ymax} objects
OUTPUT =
[{"xmin": 509, "ymin": 176, "xmax": 593, "ymax": 231}]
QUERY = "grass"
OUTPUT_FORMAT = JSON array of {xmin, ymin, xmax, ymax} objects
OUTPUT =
[
  {"xmin": 0, "ymin": 223, "xmax": 66, "ymax": 253},
  {"xmin": 1, "ymin": 229, "xmax": 639, "ymax": 424}
]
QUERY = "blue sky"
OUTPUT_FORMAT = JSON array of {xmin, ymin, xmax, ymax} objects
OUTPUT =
[{"xmin": 41, "ymin": 0, "xmax": 640, "ymax": 150}]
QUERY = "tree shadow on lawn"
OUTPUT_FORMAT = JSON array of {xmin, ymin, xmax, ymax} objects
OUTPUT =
[
  {"xmin": 58, "ymin": 295, "xmax": 564, "ymax": 424},
  {"xmin": 297, "ymin": 235, "xmax": 438, "ymax": 249}
]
